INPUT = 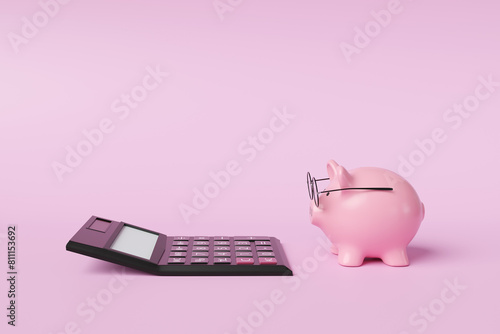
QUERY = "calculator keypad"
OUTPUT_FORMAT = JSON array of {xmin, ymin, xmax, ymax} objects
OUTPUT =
[
  {"xmin": 236, "ymin": 252, "xmax": 253, "ymax": 257},
  {"xmin": 214, "ymin": 258, "xmax": 231, "ymax": 264},
  {"xmin": 165, "ymin": 237, "xmax": 279, "ymax": 266},
  {"xmin": 191, "ymin": 258, "xmax": 208, "ymax": 264},
  {"xmin": 214, "ymin": 252, "xmax": 231, "ymax": 257},
  {"xmin": 236, "ymin": 257, "xmax": 255, "ymax": 265},
  {"xmin": 169, "ymin": 252, "xmax": 186, "ymax": 257},
  {"xmin": 168, "ymin": 258, "xmax": 186, "ymax": 264},
  {"xmin": 258, "ymin": 257, "xmax": 277, "ymax": 265}
]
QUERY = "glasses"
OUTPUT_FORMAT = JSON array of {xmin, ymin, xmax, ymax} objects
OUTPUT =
[{"xmin": 307, "ymin": 172, "xmax": 393, "ymax": 207}]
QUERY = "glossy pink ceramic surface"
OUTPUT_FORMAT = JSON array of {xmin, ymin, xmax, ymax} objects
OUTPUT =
[{"xmin": 311, "ymin": 160, "xmax": 424, "ymax": 266}]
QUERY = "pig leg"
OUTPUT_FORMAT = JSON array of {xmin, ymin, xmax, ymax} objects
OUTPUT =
[
  {"xmin": 381, "ymin": 248, "xmax": 409, "ymax": 266},
  {"xmin": 331, "ymin": 244, "xmax": 338, "ymax": 255},
  {"xmin": 337, "ymin": 247, "xmax": 364, "ymax": 267}
]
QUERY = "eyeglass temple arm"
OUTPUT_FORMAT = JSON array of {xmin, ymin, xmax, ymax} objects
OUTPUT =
[{"xmin": 319, "ymin": 187, "xmax": 393, "ymax": 195}]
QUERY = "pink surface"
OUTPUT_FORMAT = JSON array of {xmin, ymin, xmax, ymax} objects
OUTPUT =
[{"xmin": 1, "ymin": 0, "xmax": 499, "ymax": 333}]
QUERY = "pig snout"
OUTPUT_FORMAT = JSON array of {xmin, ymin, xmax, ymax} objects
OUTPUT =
[{"xmin": 309, "ymin": 201, "xmax": 321, "ymax": 227}]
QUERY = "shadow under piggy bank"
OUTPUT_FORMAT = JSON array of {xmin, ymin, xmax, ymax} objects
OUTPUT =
[{"xmin": 361, "ymin": 245, "xmax": 436, "ymax": 266}]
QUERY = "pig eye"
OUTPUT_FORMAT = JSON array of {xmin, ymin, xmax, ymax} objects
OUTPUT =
[{"xmin": 306, "ymin": 172, "xmax": 393, "ymax": 207}]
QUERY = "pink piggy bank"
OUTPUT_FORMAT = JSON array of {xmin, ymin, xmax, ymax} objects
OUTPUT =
[{"xmin": 308, "ymin": 160, "xmax": 424, "ymax": 267}]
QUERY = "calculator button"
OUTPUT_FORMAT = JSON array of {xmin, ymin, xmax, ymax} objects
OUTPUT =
[
  {"xmin": 214, "ymin": 252, "xmax": 231, "ymax": 257},
  {"xmin": 256, "ymin": 246, "xmax": 273, "ymax": 251},
  {"xmin": 171, "ymin": 246, "xmax": 188, "ymax": 251},
  {"xmin": 191, "ymin": 258, "xmax": 208, "ymax": 264},
  {"xmin": 213, "ymin": 258, "xmax": 231, "ymax": 264},
  {"xmin": 235, "ymin": 246, "xmax": 251, "ymax": 251},
  {"xmin": 169, "ymin": 252, "xmax": 187, "ymax": 257},
  {"xmin": 194, "ymin": 241, "xmax": 209, "ymax": 246},
  {"xmin": 257, "ymin": 252, "xmax": 275, "ymax": 257},
  {"xmin": 235, "ymin": 241, "xmax": 251, "ymax": 246},
  {"xmin": 194, "ymin": 236, "xmax": 209, "ymax": 241},
  {"xmin": 255, "ymin": 241, "xmax": 271, "ymax": 246},
  {"xmin": 168, "ymin": 258, "xmax": 186, "ymax": 264},
  {"xmin": 192, "ymin": 252, "xmax": 209, "ymax": 257},
  {"xmin": 236, "ymin": 252, "xmax": 253, "ymax": 257},
  {"xmin": 214, "ymin": 241, "xmax": 230, "ymax": 246},
  {"xmin": 193, "ymin": 246, "xmax": 209, "ymax": 251},
  {"xmin": 236, "ymin": 258, "xmax": 255, "ymax": 265},
  {"xmin": 214, "ymin": 246, "xmax": 230, "ymax": 251},
  {"xmin": 173, "ymin": 241, "xmax": 189, "ymax": 246},
  {"xmin": 214, "ymin": 236, "xmax": 230, "ymax": 241},
  {"xmin": 258, "ymin": 258, "xmax": 277, "ymax": 265},
  {"xmin": 234, "ymin": 236, "xmax": 271, "ymax": 241},
  {"xmin": 173, "ymin": 236, "xmax": 189, "ymax": 240}
]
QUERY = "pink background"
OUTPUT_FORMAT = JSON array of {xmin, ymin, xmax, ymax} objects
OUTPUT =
[{"xmin": 2, "ymin": 0, "xmax": 499, "ymax": 333}]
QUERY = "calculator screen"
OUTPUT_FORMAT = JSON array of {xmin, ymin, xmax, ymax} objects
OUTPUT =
[{"xmin": 110, "ymin": 225, "xmax": 159, "ymax": 260}]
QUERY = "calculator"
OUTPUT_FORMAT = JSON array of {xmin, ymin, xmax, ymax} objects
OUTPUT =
[{"xmin": 66, "ymin": 216, "xmax": 293, "ymax": 276}]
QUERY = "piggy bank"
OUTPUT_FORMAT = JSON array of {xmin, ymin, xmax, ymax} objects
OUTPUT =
[{"xmin": 309, "ymin": 160, "xmax": 424, "ymax": 267}]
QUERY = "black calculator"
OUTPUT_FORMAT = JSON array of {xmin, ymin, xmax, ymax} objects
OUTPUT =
[{"xmin": 66, "ymin": 216, "xmax": 293, "ymax": 276}]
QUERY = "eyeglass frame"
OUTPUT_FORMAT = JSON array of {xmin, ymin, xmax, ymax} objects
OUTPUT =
[{"xmin": 307, "ymin": 172, "xmax": 393, "ymax": 207}]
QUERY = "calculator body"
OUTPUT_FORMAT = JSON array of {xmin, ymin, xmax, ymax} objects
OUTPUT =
[{"xmin": 66, "ymin": 216, "xmax": 293, "ymax": 276}]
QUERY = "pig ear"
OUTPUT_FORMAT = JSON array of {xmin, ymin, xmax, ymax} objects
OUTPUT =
[
  {"xmin": 326, "ymin": 160, "xmax": 339, "ymax": 179},
  {"xmin": 326, "ymin": 160, "xmax": 352, "ymax": 188},
  {"xmin": 337, "ymin": 166, "xmax": 353, "ymax": 188}
]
